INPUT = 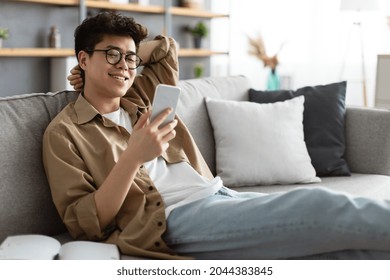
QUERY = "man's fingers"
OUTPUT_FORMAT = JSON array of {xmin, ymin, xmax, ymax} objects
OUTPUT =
[
  {"xmin": 134, "ymin": 111, "xmax": 152, "ymax": 130},
  {"xmin": 150, "ymin": 108, "xmax": 173, "ymax": 128},
  {"xmin": 70, "ymin": 65, "xmax": 81, "ymax": 74}
]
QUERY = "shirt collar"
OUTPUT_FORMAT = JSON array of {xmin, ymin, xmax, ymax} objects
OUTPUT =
[
  {"xmin": 120, "ymin": 98, "xmax": 149, "ymax": 128},
  {"xmin": 73, "ymin": 93, "xmax": 146, "ymax": 125},
  {"xmin": 120, "ymin": 98, "xmax": 143, "ymax": 117},
  {"xmin": 74, "ymin": 94, "xmax": 100, "ymax": 125}
]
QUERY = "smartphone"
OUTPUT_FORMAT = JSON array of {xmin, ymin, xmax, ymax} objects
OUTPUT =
[{"xmin": 150, "ymin": 84, "xmax": 181, "ymax": 128}]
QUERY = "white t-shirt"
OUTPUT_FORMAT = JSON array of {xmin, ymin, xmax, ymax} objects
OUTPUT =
[
  {"xmin": 103, "ymin": 107, "xmax": 133, "ymax": 134},
  {"xmin": 103, "ymin": 107, "xmax": 222, "ymax": 217}
]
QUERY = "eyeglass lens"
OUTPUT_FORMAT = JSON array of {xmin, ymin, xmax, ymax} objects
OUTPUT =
[{"xmin": 106, "ymin": 49, "xmax": 140, "ymax": 69}]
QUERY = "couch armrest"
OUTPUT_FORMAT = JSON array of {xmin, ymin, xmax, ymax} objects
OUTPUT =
[{"xmin": 345, "ymin": 107, "xmax": 390, "ymax": 175}]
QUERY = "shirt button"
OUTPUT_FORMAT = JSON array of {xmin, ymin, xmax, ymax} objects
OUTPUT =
[
  {"xmin": 148, "ymin": 186, "xmax": 154, "ymax": 191},
  {"xmin": 156, "ymin": 201, "xmax": 161, "ymax": 207},
  {"xmin": 155, "ymin": 241, "xmax": 161, "ymax": 247},
  {"xmin": 157, "ymin": 221, "xmax": 163, "ymax": 227}
]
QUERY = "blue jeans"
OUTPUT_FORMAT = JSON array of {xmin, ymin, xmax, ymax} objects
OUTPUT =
[{"xmin": 162, "ymin": 187, "xmax": 390, "ymax": 259}]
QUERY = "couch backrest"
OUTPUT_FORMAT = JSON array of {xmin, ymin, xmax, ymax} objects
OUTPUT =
[
  {"xmin": 177, "ymin": 75, "xmax": 251, "ymax": 174},
  {"xmin": 0, "ymin": 91, "xmax": 78, "ymax": 242},
  {"xmin": 0, "ymin": 76, "xmax": 251, "ymax": 242}
]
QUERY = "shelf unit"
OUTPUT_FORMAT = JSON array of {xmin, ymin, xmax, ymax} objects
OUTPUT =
[
  {"xmin": 2, "ymin": 0, "xmax": 229, "ymax": 58},
  {"xmin": 2, "ymin": 0, "xmax": 230, "ymax": 89}
]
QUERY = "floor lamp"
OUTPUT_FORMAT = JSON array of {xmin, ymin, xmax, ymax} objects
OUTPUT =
[{"xmin": 340, "ymin": 0, "xmax": 378, "ymax": 107}]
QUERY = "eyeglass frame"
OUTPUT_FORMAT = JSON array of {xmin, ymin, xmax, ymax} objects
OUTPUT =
[{"xmin": 84, "ymin": 48, "xmax": 142, "ymax": 70}]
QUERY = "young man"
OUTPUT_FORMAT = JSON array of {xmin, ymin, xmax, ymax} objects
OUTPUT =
[
  {"xmin": 44, "ymin": 12, "xmax": 390, "ymax": 260},
  {"xmin": 44, "ymin": 11, "xmax": 214, "ymax": 260}
]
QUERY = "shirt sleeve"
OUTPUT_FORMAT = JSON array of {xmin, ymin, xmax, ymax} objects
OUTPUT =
[
  {"xmin": 126, "ymin": 35, "xmax": 179, "ymax": 109},
  {"xmin": 42, "ymin": 128, "xmax": 113, "ymax": 241}
]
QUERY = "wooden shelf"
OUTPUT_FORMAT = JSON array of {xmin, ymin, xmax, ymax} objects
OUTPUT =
[
  {"xmin": 85, "ymin": 1, "xmax": 164, "ymax": 14},
  {"xmin": 178, "ymin": 48, "xmax": 228, "ymax": 57},
  {"xmin": 170, "ymin": 7, "xmax": 228, "ymax": 18},
  {"xmin": 0, "ymin": 48, "xmax": 75, "ymax": 57},
  {"xmin": 13, "ymin": 0, "xmax": 78, "ymax": 6}
]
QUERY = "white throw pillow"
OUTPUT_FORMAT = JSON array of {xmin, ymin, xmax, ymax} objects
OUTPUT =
[{"xmin": 205, "ymin": 96, "xmax": 321, "ymax": 187}]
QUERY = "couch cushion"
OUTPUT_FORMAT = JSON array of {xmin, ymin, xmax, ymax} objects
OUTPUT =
[
  {"xmin": 249, "ymin": 82, "xmax": 350, "ymax": 177},
  {"xmin": 205, "ymin": 96, "xmax": 320, "ymax": 187},
  {"xmin": 0, "ymin": 91, "xmax": 78, "ymax": 242}
]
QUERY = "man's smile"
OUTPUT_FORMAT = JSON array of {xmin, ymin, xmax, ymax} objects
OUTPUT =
[{"xmin": 109, "ymin": 73, "xmax": 129, "ymax": 82}]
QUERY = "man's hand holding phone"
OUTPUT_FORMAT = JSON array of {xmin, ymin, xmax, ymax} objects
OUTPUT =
[{"xmin": 125, "ymin": 84, "xmax": 181, "ymax": 165}]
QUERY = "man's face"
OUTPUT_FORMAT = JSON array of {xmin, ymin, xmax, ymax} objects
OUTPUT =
[{"xmin": 80, "ymin": 34, "xmax": 137, "ymax": 101}]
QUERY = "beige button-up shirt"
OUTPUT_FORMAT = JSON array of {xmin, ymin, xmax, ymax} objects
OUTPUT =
[{"xmin": 42, "ymin": 36, "xmax": 213, "ymax": 259}]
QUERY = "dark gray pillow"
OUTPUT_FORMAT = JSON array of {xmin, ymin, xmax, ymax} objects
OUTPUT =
[{"xmin": 249, "ymin": 81, "xmax": 350, "ymax": 176}]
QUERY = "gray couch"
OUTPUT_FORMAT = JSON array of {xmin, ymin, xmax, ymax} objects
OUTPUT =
[{"xmin": 2, "ymin": 75, "xmax": 390, "ymax": 259}]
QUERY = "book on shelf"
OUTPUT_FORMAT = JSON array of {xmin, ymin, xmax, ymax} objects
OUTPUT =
[{"xmin": 0, "ymin": 234, "xmax": 120, "ymax": 260}]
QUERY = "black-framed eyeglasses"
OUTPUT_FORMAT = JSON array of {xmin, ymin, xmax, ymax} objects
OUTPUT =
[{"xmin": 86, "ymin": 48, "xmax": 142, "ymax": 69}]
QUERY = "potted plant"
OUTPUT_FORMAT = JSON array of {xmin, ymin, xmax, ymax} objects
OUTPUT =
[
  {"xmin": 0, "ymin": 27, "xmax": 9, "ymax": 48},
  {"xmin": 194, "ymin": 63, "xmax": 204, "ymax": 78},
  {"xmin": 185, "ymin": 22, "xmax": 208, "ymax": 48}
]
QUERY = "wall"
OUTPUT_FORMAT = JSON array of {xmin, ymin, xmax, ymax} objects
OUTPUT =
[
  {"xmin": 213, "ymin": 0, "xmax": 390, "ymax": 107},
  {"xmin": 0, "ymin": 0, "xmax": 212, "ymax": 97}
]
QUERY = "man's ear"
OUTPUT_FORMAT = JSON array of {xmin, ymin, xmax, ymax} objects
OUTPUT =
[{"xmin": 78, "ymin": 51, "xmax": 88, "ymax": 70}]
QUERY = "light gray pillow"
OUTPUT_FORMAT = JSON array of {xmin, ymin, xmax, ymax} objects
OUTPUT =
[{"xmin": 205, "ymin": 96, "xmax": 320, "ymax": 187}]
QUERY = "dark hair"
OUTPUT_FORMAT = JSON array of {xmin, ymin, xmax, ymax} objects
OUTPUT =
[{"xmin": 74, "ymin": 11, "xmax": 148, "ymax": 60}]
